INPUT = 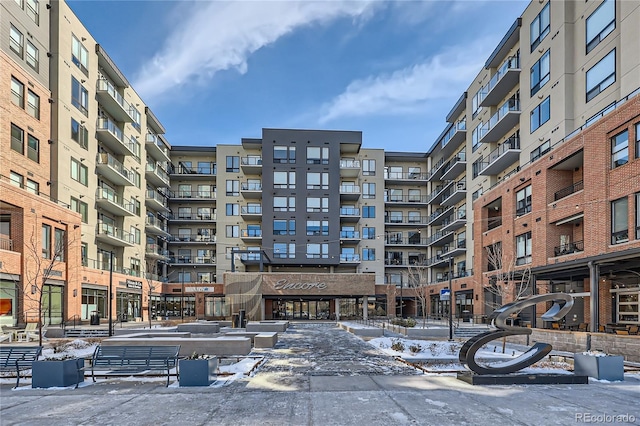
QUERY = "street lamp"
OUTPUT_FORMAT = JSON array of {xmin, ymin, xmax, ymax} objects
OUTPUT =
[
  {"xmin": 399, "ymin": 281, "xmax": 403, "ymax": 318},
  {"xmin": 448, "ymin": 256, "xmax": 453, "ymax": 341},
  {"xmin": 108, "ymin": 251, "xmax": 114, "ymax": 337},
  {"xmin": 180, "ymin": 262, "xmax": 184, "ymax": 322}
]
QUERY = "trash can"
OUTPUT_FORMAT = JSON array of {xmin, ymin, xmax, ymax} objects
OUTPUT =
[
  {"xmin": 90, "ymin": 311, "xmax": 100, "ymax": 325},
  {"xmin": 462, "ymin": 310, "xmax": 471, "ymax": 323},
  {"xmin": 232, "ymin": 313, "xmax": 239, "ymax": 328},
  {"xmin": 238, "ymin": 309, "xmax": 246, "ymax": 328}
]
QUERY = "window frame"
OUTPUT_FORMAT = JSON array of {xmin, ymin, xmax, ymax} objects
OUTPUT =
[
  {"xmin": 11, "ymin": 77, "xmax": 24, "ymax": 108},
  {"xmin": 10, "ymin": 25, "xmax": 24, "ymax": 58},
  {"xmin": 42, "ymin": 224, "xmax": 51, "ymax": 259},
  {"xmin": 363, "ymin": 182, "xmax": 376, "ymax": 199},
  {"xmin": 71, "ymin": 77, "xmax": 89, "ymax": 116},
  {"xmin": 516, "ymin": 185, "xmax": 532, "ymax": 216},
  {"xmin": 362, "ymin": 159, "xmax": 376, "ymax": 176},
  {"xmin": 611, "ymin": 196, "xmax": 628, "ymax": 244},
  {"xmin": 362, "ymin": 206, "xmax": 375, "ymax": 218},
  {"xmin": 26, "ymin": 90, "xmax": 40, "ymax": 119},
  {"xmin": 70, "ymin": 157, "xmax": 88, "ymax": 186},
  {"xmin": 530, "ymin": 2, "xmax": 550, "ymax": 52},
  {"xmin": 71, "ymin": 118, "xmax": 89, "ymax": 149},
  {"xmin": 11, "ymin": 123, "xmax": 24, "ymax": 154},
  {"xmin": 71, "ymin": 35, "xmax": 89, "ymax": 74},
  {"xmin": 586, "ymin": 0, "xmax": 615, "ymax": 54},
  {"xmin": 611, "ymin": 129, "xmax": 628, "ymax": 169},
  {"xmin": 530, "ymin": 49, "xmax": 550, "ymax": 96},
  {"xmin": 516, "ymin": 231, "xmax": 532, "ymax": 265},
  {"xmin": 530, "ymin": 139, "xmax": 551, "ymax": 162},
  {"xmin": 530, "ymin": 96, "xmax": 550, "ymax": 133},
  {"xmin": 586, "ymin": 49, "xmax": 616, "ymax": 103},
  {"xmin": 25, "ymin": 40, "xmax": 39, "ymax": 72},
  {"xmin": 27, "ymin": 134, "xmax": 39, "ymax": 163}
]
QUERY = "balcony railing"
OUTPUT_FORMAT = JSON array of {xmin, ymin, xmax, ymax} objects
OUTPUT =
[
  {"xmin": 97, "ymin": 117, "xmax": 124, "ymax": 143},
  {"xmin": 241, "ymin": 157, "xmax": 262, "ymax": 166},
  {"xmin": 482, "ymin": 54, "xmax": 520, "ymax": 100},
  {"xmin": 340, "ymin": 254, "xmax": 360, "ymax": 262},
  {"xmin": 479, "ymin": 97, "xmax": 520, "ymax": 141},
  {"xmin": 96, "ymin": 187, "xmax": 134, "ymax": 213},
  {"xmin": 340, "ymin": 231, "xmax": 360, "ymax": 239},
  {"xmin": 170, "ymin": 163, "xmax": 216, "ymax": 175},
  {"xmin": 385, "ymin": 194, "xmax": 429, "ymax": 203},
  {"xmin": 0, "ymin": 237, "xmax": 14, "ymax": 251},
  {"xmin": 384, "ymin": 171, "xmax": 429, "ymax": 180},
  {"xmin": 340, "ymin": 207, "xmax": 360, "ymax": 216},
  {"xmin": 241, "ymin": 229, "xmax": 262, "ymax": 237},
  {"xmin": 241, "ymin": 182, "xmax": 262, "ymax": 191},
  {"xmin": 146, "ymin": 162, "xmax": 170, "ymax": 184},
  {"xmin": 554, "ymin": 180, "xmax": 584, "ymax": 201},
  {"xmin": 241, "ymin": 205, "xmax": 262, "ymax": 215},
  {"xmin": 97, "ymin": 79, "xmax": 129, "ymax": 111},
  {"xmin": 145, "ymin": 243, "xmax": 169, "ymax": 257},
  {"xmin": 554, "ymin": 240, "xmax": 584, "ymax": 257},
  {"xmin": 340, "ymin": 159, "xmax": 360, "ymax": 168},
  {"xmin": 384, "ymin": 215, "xmax": 429, "ymax": 225},
  {"xmin": 96, "ymin": 223, "xmax": 133, "ymax": 243},
  {"xmin": 441, "ymin": 118, "xmax": 466, "ymax": 149},
  {"xmin": 340, "ymin": 185, "xmax": 360, "ymax": 194}
]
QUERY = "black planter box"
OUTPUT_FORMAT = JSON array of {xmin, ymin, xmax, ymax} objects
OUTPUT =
[
  {"xmin": 179, "ymin": 358, "xmax": 218, "ymax": 387},
  {"xmin": 32, "ymin": 359, "xmax": 84, "ymax": 388}
]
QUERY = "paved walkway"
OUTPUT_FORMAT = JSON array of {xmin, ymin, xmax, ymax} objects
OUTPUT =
[{"xmin": 1, "ymin": 323, "xmax": 639, "ymax": 426}]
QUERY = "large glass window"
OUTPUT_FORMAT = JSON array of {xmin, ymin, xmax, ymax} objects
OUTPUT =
[
  {"xmin": 586, "ymin": 49, "xmax": 615, "ymax": 102},
  {"xmin": 362, "ymin": 206, "xmax": 375, "ymax": 218},
  {"xmin": 636, "ymin": 193, "xmax": 640, "ymax": 240},
  {"xmin": 363, "ymin": 183, "xmax": 375, "ymax": 199},
  {"xmin": 273, "ymin": 146, "xmax": 295, "ymax": 163},
  {"xmin": 274, "ymin": 196, "xmax": 295, "ymax": 211},
  {"xmin": 10, "ymin": 25, "xmax": 23, "ymax": 58},
  {"xmin": 72, "ymin": 35, "xmax": 89, "ymax": 73},
  {"xmin": 26, "ymin": 90, "xmax": 39, "ymax": 119},
  {"xmin": 307, "ymin": 197, "xmax": 328, "ymax": 213},
  {"xmin": 11, "ymin": 124, "xmax": 24, "ymax": 154},
  {"xmin": 611, "ymin": 197, "xmax": 628, "ymax": 244},
  {"xmin": 71, "ymin": 158, "xmax": 88, "ymax": 186},
  {"xmin": 516, "ymin": 232, "xmax": 532, "ymax": 265},
  {"xmin": 362, "ymin": 227, "xmax": 375, "ymax": 240},
  {"xmin": 586, "ymin": 0, "xmax": 615, "ymax": 53},
  {"xmin": 611, "ymin": 130, "xmax": 628, "ymax": 169},
  {"xmin": 225, "ymin": 203, "xmax": 239, "ymax": 216},
  {"xmin": 362, "ymin": 159, "xmax": 376, "ymax": 176},
  {"xmin": 530, "ymin": 96, "xmax": 550, "ymax": 132},
  {"xmin": 226, "ymin": 156, "xmax": 239, "ymax": 172},
  {"xmin": 636, "ymin": 123, "xmax": 640, "ymax": 160},
  {"xmin": 530, "ymin": 2, "xmax": 550, "ymax": 51},
  {"xmin": 225, "ymin": 225, "xmax": 239, "ymax": 238},
  {"xmin": 54, "ymin": 228, "xmax": 65, "ymax": 261},
  {"xmin": 530, "ymin": 139, "xmax": 551, "ymax": 162},
  {"xmin": 306, "ymin": 220, "xmax": 328, "ymax": 236},
  {"xmin": 11, "ymin": 77, "xmax": 24, "ymax": 108},
  {"xmin": 71, "ymin": 118, "xmax": 88, "ymax": 149},
  {"xmin": 306, "ymin": 146, "xmax": 329, "ymax": 164},
  {"xmin": 27, "ymin": 134, "xmax": 39, "ymax": 163},
  {"xmin": 530, "ymin": 50, "xmax": 550, "ymax": 96},
  {"xmin": 274, "ymin": 171, "xmax": 295, "ymax": 189},
  {"xmin": 306, "ymin": 243, "xmax": 328, "ymax": 259},
  {"xmin": 70, "ymin": 197, "xmax": 88, "ymax": 223},
  {"xmin": 71, "ymin": 77, "xmax": 89, "ymax": 116},
  {"xmin": 363, "ymin": 248, "xmax": 375, "ymax": 261},
  {"xmin": 26, "ymin": 0, "xmax": 38, "ymax": 24},
  {"xmin": 273, "ymin": 243, "xmax": 295, "ymax": 259},
  {"xmin": 10, "ymin": 171, "xmax": 23, "ymax": 188},
  {"xmin": 26, "ymin": 41, "xmax": 38, "ymax": 72},
  {"xmin": 307, "ymin": 172, "xmax": 328, "ymax": 189},
  {"xmin": 42, "ymin": 224, "xmax": 51, "ymax": 259},
  {"xmin": 516, "ymin": 185, "xmax": 532, "ymax": 216},
  {"xmin": 225, "ymin": 180, "xmax": 239, "ymax": 196}
]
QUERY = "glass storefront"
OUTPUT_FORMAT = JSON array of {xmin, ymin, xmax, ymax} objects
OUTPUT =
[
  {"xmin": 272, "ymin": 300, "xmax": 331, "ymax": 320},
  {"xmin": 41, "ymin": 284, "xmax": 64, "ymax": 325},
  {"xmin": 616, "ymin": 290, "xmax": 640, "ymax": 324},
  {"xmin": 0, "ymin": 280, "xmax": 16, "ymax": 326},
  {"xmin": 430, "ymin": 294, "xmax": 448, "ymax": 320},
  {"xmin": 150, "ymin": 295, "xmax": 196, "ymax": 318},
  {"xmin": 116, "ymin": 291, "xmax": 141, "ymax": 322},
  {"xmin": 205, "ymin": 296, "xmax": 226, "ymax": 318},
  {"xmin": 81, "ymin": 287, "xmax": 107, "ymax": 320}
]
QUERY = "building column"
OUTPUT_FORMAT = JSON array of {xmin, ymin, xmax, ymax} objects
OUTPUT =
[
  {"xmin": 335, "ymin": 298, "xmax": 340, "ymax": 321},
  {"xmin": 260, "ymin": 298, "xmax": 266, "ymax": 321},
  {"xmin": 362, "ymin": 296, "xmax": 368, "ymax": 320},
  {"xmin": 588, "ymin": 261, "xmax": 599, "ymax": 334}
]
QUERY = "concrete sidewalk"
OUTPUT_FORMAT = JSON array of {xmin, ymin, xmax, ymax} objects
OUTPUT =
[{"xmin": 1, "ymin": 323, "xmax": 639, "ymax": 426}]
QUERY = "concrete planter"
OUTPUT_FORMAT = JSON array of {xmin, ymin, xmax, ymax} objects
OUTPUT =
[
  {"xmin": 178, "ymin": 358, "xmax": 218, "ymax": 387},
  {"xmin": 32, "ymin": 358, "xmax": 84, "ymax": 388},
  {"xmin": 574, "ymin": 353, "xmax": 624, "ymax": 381}
]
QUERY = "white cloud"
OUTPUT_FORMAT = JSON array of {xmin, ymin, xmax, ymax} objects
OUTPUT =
[
  {"xmin": 317, "ymin": 39, "xmax": 491, "ymax": 124},
  {"xmin": 133, "ymin": 1, "xmax": 378, "ymax": 103}
]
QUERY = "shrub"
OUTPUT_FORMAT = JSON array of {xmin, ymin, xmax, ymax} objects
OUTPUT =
[
  {"xmin": 409, "ymin": 344, "xmax": 422, "ymax": 354},
  {"xmin": 390, "ymin": 340, "xmax": 405, "ymax": 352}
]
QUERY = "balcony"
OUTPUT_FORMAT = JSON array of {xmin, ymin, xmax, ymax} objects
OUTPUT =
[
  {"xmin": 440, "ymin": 180, "xmax": 466, "ymax": 207},
  {"xmin": 96, "ymin": 117, "xmax": 136, "ymax": 157},
  {"xmin": 479, "ymin": 135, "xmax": 521, "ymax": 176},
  {"xmin": 425, "ymin": 254, "xmax": 448, "ymax": 268},
  {"xmin": 145, "ymin": 133, "xmax": 170, "ymax": 162},
  {"xmin": 0, "ymin": 237, "xmax": 14, "ymax": 251},
  {"xmin": 241, "ymin": 156, "xmax": 262, "ymax": 174},
  {"xmin": 426, "ymin": 230, "xmax": 454, "ymax": 247},
  {"xmin": 144, "ymin": 216, "xmax": 170, "ymax": 237},
  {"xmin": 145, "ymin": 189, "xmax": 169, "ymax": 212},
  {"xmin": 440, "ymin": 208, "xmax": 467, "ymax": 233},
  {"xmin": 145, "ymin": 162, "xmax": 170, "ymax": 188},
  {"xmin": 385, "ymin": 235, "xmax": 428, "ymax": 246},
  {"xmin": 554, "ymin": 181, "xmax": 584, "ymax": 201},
  {"xmin": 169, "ymin": 162, "xmax": 216, "ymax": 178},
  {"xmin": 168, "ymin": 189, "xmax": 215, "ymax": 202},
  {"xmin": 340, "ymin": 185, "xmax": 361, "ymax": 200},
  {"xmin": 554, "ymin": 240, "xmax": 584, "ymax": 257},
  {"xmin": 441, "ymin": 239, "xmax": 467, "ymax": 258},
  {"xmin": 339, "ymin": 231, "xmax": 361, "ymax": 242},
  {"xmin": 241, "ymin": 229, "xmax": 262, "ymax": 241},
  {"xmin": 339, "ymin": 207, "xmax": 360, "ymax": 222},
  {"xmin": 340, "ymin": 159, "xmax": 361, "ymax": 177},
  {"xmin": 95, "ymin": 223, "xmax": 134, "ymax": 247},
  {"xmin": 384, "ymin": 170, "xmax": 429, "ymax": 183},
  {"xmin": 95, "ymin": 187, "xmax": 135, "ymax": 217},
  {"xmin": 96, "ymin": 153, "xmax": 136, "ymax": 186},
  {"xmin": 384, "ymin": 215, "xmax": 429, "ymax": 226},
  {"xmin": 439, "ymin": 119, "xmax": 467, "ymax": 159},
  {"xmin": 340, "ymin": 254, "xmax": 361, "ymax": 264},
  {"xmin": 241, "ymin": 182, "xmax": 262, "ymax": 199},
  {"xmin": 479, "ymin": 97, "xmax": 520, "ymax": 144},
  {"xmin": 480, "ymin": 54, "xmax": 520, "ymax": 107},
  {"xmin": 145, "ymin": 243, "xmax": 170, "ymax": 260},
  {"xmin": 241, "ymin": 205, "xmax": 262, "ymax": 219},
  {"xmin": 168, "ymin": 256, "xmax": 216, "ymax": 266},
  {"xmin": 427, "ymin": 157, "xmax": 447, "ymax": 182},
  {"xmin": 96, "ymin": 79, "xmax": 133, "ymax": 122},
  {"xmin": 384, "ymin": 194, "xmax": 428, "ymax": 205},
  {"xmin": 168, "ymin": 234, "xmax": 215, "ymax": 244},
  {"xmin": 168, "ymin": 213, "xmax": 216, "ymax": 223},
  {"xmin": 441, "ymin": 151, "xmax": 466, "ymax": 181}
]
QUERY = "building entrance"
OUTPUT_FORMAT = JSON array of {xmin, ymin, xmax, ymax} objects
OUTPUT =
[{"xmin": 271, "ymin": 299, "xmax": 330, "ymax": 320}]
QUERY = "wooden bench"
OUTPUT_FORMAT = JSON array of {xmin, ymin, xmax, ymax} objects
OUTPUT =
[
  {"xmin": 79, "ymin": 345, "xmax": 180, "ymax": 388},
  {"xmin": 0, "ymin": 346, "xmax": 42, "ymax": 388}
]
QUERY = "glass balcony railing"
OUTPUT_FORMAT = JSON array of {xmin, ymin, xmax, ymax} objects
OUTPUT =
[
  {"xmin": 97, "ymin": 117, "xmax": 124, "ymax": 142},
  {"xmin": 97, "ymin": 79, "xmax": 129, "ymax": 111}
]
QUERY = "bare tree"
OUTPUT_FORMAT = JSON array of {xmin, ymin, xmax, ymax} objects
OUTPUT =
[
  {"xmin": 144, "ymin": 259, "xmax": 160, "ymax": 329},
  {"xmin": 406, "ymin": 265, "xmax": 430, "ymax": 327},
  {"xmin": 483, "ymin": 242, "xmax": 533, "ymax": 314}
]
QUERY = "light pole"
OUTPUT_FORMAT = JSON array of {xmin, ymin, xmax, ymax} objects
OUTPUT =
[
  {"xmin": 399, "ymin": 281, "xmax": 403, "ymax": 318},
  {"xmin": 180, "ymin": 263, "xmax": 184, "ymax": 322},
  {"xmin": 108, "ymin": 251, "xmax": 114, "ymax": 337},
  {"xmin": 448, "ymin": 256, "xmax": 453, "ymax": 341}
]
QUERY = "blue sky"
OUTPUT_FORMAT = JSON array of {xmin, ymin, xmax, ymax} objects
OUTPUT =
[{"xmin": 67, "ymin": 0, "xmax": 528, "ymax": 152}]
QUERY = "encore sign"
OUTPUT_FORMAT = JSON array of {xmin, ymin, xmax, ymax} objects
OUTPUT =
[{"xmin": 272, "ymin": 279, "xmax": 328, "ymax": 291}]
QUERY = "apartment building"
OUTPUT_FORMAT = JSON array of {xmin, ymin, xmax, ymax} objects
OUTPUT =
[
  {"xmin": 164, "ymin": 129, "xmax": 430, "ymax": 320},
  {"xmin": 424, "ymin": 0, "xmax": 640, "ymax": 329}
]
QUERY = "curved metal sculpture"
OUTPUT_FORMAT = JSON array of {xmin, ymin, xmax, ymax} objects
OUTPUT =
[{"xmin": 459, "ymin": 293, "xmax": 573, "ymax": 375}]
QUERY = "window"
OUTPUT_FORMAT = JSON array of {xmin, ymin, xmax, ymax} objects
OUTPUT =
[
  {"xmin": 25, "ymin": 41, "xmax": 38, "ymax": 72},
  {"xmin": 611, "ymin": 197, "xmax": 628, "ymax": 244},
  {"xmin": 274, "ymin": 196, "xmax": 295, "ymax": 211},
  {"xmin": 362, "ymin": 227, "xmax": 375, "ymax": 240},
  {"xmin": 307, "ymin": 197, "xmax": 328, "ymax": 213},
  {"xmin": 132, "ymin": 198, "xmax": 140, "ymax": 216},
  {"xmin": 273, "ymin": 243, "xmax": 296, "ymax": 259},
  {"xmin": 472, "ymin": 88, "xmax": 485, "ymax": 119},
  {"xmin": 611, "ymin": 130, "xmax": 628, "ymax": 169},
  {"xmin": 586, "ymin": 0, "xmax": 615, "ymax": 53},
  {"xmin": 306, "ymin": 147, "xmax": 329, "ymax": 164},
  {"xmin": 197, "ymin": 207, "xmax": 213, "ymax": 219},
  {"xmin": 71, "ymin": 77, "xmax": 89, "ymax": 116},
  {"xmin": 361, "ymin": 248, "xmax": 375, "ymax": 261},
  {"xmin": 226, "ymin": 156, "xmax": 239, "ymax": 172},
  {"xmin": 11, "ymin": 123, "xmax": 24, "ymax": 154},
  {"xmin": 530, "ymin": 2, "xmax": 550, "ymax": 51},
  {"xmin": 178, "ymin": 184, "xmax": 191, "ymax": 197},
  {"xmin": 516, "ymin": 185, "xmax": 532, "ymax": 216},
  {"xmin": 307, "ymin": 172, "xmax": 328, "ymax": 189},
  {"xmin": 636, "ymin": 193, "xmax": 640, "ymax": 239},
  {"xmin": 54, "ymin": 228, "xmax": 65, "ymax": 261},
  {"xmin": 516, "ymin": 232, "xmax": 532, "ymax": 265},
  {"xmin": 71, "ymin": 158, "xmax": 88, "ymax": 186},
  {"xmin": 26, "ymin": 0, "xmax": 38, "ymax": 24},
  {"xmin": 408, "ymin": 189, "xmax": 421, "ymax": 202},
  {"xmin": 636, "ymin": 123, "xmax": 640, "ymax": 159},
  {"xmin": 71, "ymin": 35, "xmax": 89, "ymax": 73},
  {"xmin": 130, "ymin": 107, "xmax": 141, "ymax": 131},
  {"xmin": 26, "ymin": 90, "xmax": 39, "ymax": 119},
  {"xmin": 273, "ymin": 171, "xmax": 295, "ymax": 189},
  {"xmin": 27, "ymin": 134, "xmax": 39, "ymax": 162},
  {"xmin": 11, "ymin": 77, "xmax": 24, "ymax": 108},
  {"xmin": 10, "ymin": 25, "xmax": 23, "ymax": 58},
  {"xmin": 70, "ymin": 197, "xmax": 88, "ymax": 223},
  {"xmin": 226, "ymin": 180, "xmax": 239, "ymax": 196},
  {"xmin": 178, "ymin": 207, "xmax": 191, "ymax": 219},
  {"xmin": 42, "ymin": 224, "xmax": 51, "ymax": 259},
  {"xmin": 225, "ymin": 203, "xmax": 239, "ymax": 216},
  {"xmin": 362, "ymin": 206, "xmax": 375, "ymax": 218},
  {"xmin": 225, "ymin": 225, "xmax": 239, "ymax": 238},
  {"xmin": 530, "ymin": 139, "xmax": 551, "ymax": 162},
  {"xmin": 363, "ymin": 183, "xmax": 375, "ymax": 199},
  {"xmin": 386, "ymin": 166, "xmax": 403, "ymax": 179},
  {"xmin": 131, "ymin": 227, "xmax": 141, "ymax": 244},
  {"xmin": 273, "ymin": 220, "xmax": 295, "ymax": 236},
  {"xmin": 530, "ymin": 96, "xmax": 550, "ymax": 132},
  {"xmin": 81, "ymin": 243, "xmax": 88, "ymax": 266},
  {"xmin": 71, "ymin": 118, "xmax": 88, "ymax": 149},
  {"xmin": 472, "ymin": 124, "xmax": 481, "ymax": 151},
  {"xmin": 306, "ymin": 243, "xmax": 328, "ymax": 259},
  {"xmin": 306, "ymin": 220, "xmax": 328, "ymax": 236},
  {"xmin": 530, "ymin": 50, "xmax": 550, "ymax": 96},
  {"xmin": 586, "ymin": 49, "xmax": 615, "ymax": 102},
  {"xmin": 362, "ymin": 159, "xmax": 375, "ymax": 176},
  {"xmin": 10, "ymin": 171, "xmax": 23, "ymax": 188},
  {"xmin": 26, "ymin": 179, "xmax": 38, "ymax": 195},
  {"xmin": 273, "ymin": 146, "xmax": 295, "ymax": 163}
]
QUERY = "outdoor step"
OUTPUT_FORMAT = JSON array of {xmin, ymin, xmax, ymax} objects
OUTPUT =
[{"xmin": 65, "ymin": 329, "xmax": 109, "ymax": 338}]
